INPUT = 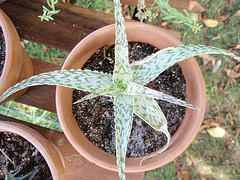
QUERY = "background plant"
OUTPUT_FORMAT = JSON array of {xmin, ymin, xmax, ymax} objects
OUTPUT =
[
  {"xmin": 38, "ymin": 0, "xmax": 60, "ymax": 21},
  {"xmin": 136, "ymin": 0, "xmax": 202, "ymax": 33}
]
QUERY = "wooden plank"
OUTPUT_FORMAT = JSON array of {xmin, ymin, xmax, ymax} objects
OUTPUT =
[
  {"xmin": 14, "ymin": 59, "xmax": 60, "ymax": 113},
  {"xmin": 15, "ymin": 85, "xmax": 57, "ymax": 113},
  {"xmin": 0, "ymin": 0, "xmax": 117, "ymax": 52},
  {"xmin": 0, "ymin": 0, "xmax": 182, "ymax": 52},
  {"xmin": 31, "ymin": 58, "xmax": 61, "ymax": 75},
  {"xmin": 0, "ymin": 115, "xmax": 144, "ymax": 179}
]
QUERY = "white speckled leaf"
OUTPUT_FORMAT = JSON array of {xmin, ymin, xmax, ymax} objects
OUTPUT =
[
  {"xmin": 73, "ymin": 84, "xmax": 123, "ymax": 104},
  {"xmin": 134, "ymin": 95, "xmax": 167, "ymax": 130},
  {"xmin": 134, "ymin": 95, "xmax": 171, "ymax": 165},
  {"xmin": 113, "ymin": 0, "xmax": 132, "ymax": 84},
  {"xmin": 0, "ymin": 69, "xmax": 113, "ymax": 103},
  {"xmin": 131, "ymin": 44, "xmax": 240, "ymax": 85},
  {"xmin": 140, "ymin": 123, "xmax": 171, "ymax": 165},
  {"xmin": 4, "ymin": 172, "xmax": 14, "ymax": 179},
  {"xmin": 126, "ymin": 82, "xmax": 197, "ymax": 109},
  {"xmin": 114, "ymin": 94, "xmax": 134, "ymax": 180}
]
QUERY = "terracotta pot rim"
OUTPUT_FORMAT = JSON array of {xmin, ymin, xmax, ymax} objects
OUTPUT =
[
  {"xmin": 0, "ymin": 9, "xmax": 21, "ymax": 89},
  {"xmin": 0, "ymin": 9, "xmax": 33, "ymax": 103},
  {"xmin": 56, "ymin": 22, "xmax": 206, "ymax": 172},
  {"xmin": 0, "ymin": 121, "xmax": 65, "ymax": 180}
]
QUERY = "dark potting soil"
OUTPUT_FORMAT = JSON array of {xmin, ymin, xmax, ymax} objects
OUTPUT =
[
  {"xmin": 72, "ymin": 42, "xmax": 186, "ymax": 157},
  {"xmin": 0, "ymin": 27, "xmax": 5, "ymax": 76},
  {"xmin": 0, "ymin": 132, "xmax": 53, "ymax": 179}
]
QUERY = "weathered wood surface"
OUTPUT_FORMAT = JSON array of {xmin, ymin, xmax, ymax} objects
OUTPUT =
[
  {"xmin": 14, "ymin": 59, "xmax": 60, "ymax": 113},
  {"xmin": 0, "ymin": 0, "xmax": 117, "ymax": 51},
  {"xmin": 0, "ymin": 0, "xmax": 181, "ymax": 52}
]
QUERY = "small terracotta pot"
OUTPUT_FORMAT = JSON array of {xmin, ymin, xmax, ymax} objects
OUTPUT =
[
  {"xmin": 0, "ymin": 9, "xmax": 33, "ymax": 104},
  {"xmin": 0, "ymin": 121, "xmax": 65, "ymax": 180},
  {"xmin": 56, "ymin": 22, "xmax": 206, "ymax": 173}
]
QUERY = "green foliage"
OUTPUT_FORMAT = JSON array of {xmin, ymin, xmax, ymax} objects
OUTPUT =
[
  {"xmin": 144, "ymin": 162, "xmax": 177, "ymax": 180},
  {"xmin": 73, "ymin": 0, "xmax": 114, "ymax": 14},
  {"xmin": 0, "ymin": 169, "xmax": 38, "ymax": 180},
  {"xmin": 0, "ymin": 101, "xmax": 61, "ymax": 132},
  {"xmin": 24, "ymin": 41, "xmax": 68, "ymax": 65},
  {"xmin": 39, "ymin": 0, "xmax": 60, "ymax": 21},
  {"xmin": 136, "ymin": 0, "xmax": 202, "ymax": 33},
  {"xmin": 171, "ymin": 0, "xmax": 240, "ymax": 53}
]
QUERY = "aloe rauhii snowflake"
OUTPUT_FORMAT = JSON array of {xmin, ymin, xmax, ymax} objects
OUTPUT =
[{"xmin": 0, "ymin": 0, "xmax": 240, "ymax": 180}]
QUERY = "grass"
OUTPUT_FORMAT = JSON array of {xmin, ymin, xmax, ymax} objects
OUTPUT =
[
  {"xmin": 158, "ymin": 0, "xmax": 240, "ymax": 179},
  {"xmin": 24, "ymin": 40, "xmax": 68, "ymax": 65},
  {"xmin": 0, "ymin": 0, "xmax": 239, "ymax": 179},
  {"xmin": 0, "ymin": 101, "xmax": 62, "ymax": 132},
  {"xmin": 144, "ymin": 162, "xmax": 177, "ymax": 180}
]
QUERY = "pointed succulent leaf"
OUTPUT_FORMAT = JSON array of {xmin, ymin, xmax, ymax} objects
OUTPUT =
[
  {"xmin": 73, "ymin": 84, "xmax": 124, "ymax": 104},
  {"xmin": 140, "ymin": 123, "xmax": 171, "ymax": 165},
  {"xmin": 125, "ymin": 82, "xmax": 197, "ymax": 109},
  {"xmin": 15, "ymin": 169, "xmax": 38, "ymax": 180},
  {"xmin": 131, "ymin": 44, "xmax": 240, "ymax": 85},
  {"xmin": 113, "ymin": 0, "xmax": 132, "ymax": 84},
  {"xmin": 0, "ymin": 69, "xmax": 113, "ymax": 103},
  {"xmin": 4, "ymin": 172, "xmax": 14, "ymax": 180},
  {"xmin": 134, "ymin": 95, "xmax": 167, "ymax": 130},
  {"xmin": 114, "ymin": 94, "xmax": 134, "ymax": 180}
]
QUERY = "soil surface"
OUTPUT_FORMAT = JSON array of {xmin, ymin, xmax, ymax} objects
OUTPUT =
[
  {"xmin": 0, "ymin": 27, "xmax": 5, "ymax": 76},
  {"xmin": 0, "ymin": 132, "xmax": 53, "ymax": 179},
  {"xmin": 72, "ymin": 42, "xmax": 186, "ymax": 157}
]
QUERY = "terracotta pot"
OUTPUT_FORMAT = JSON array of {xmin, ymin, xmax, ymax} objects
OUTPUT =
[
  {"xmin": 56, "ymin": 22, "xmax": 206, "ymax": 173},
  {"xmin": 0, "ymin": 9, "xmax": 33, "ymax": 104},
  {"xmin": 0, "ymin": 121, "xmax": 65, "ymax": 180}
]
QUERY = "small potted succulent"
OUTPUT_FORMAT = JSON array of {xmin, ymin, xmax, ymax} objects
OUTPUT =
[
  {"xmin": 0, "ymin": 0, "xmax": 239, "ymax": 179},
  {"xmin": 0, "ymin": 121, "xmax": 65, "ymax": 180},
  {"xmin": 0, "ymin": 9, "xmax": 33, "ymax": 104}
]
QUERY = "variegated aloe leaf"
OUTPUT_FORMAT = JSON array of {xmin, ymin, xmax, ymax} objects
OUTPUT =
[
  {"xmin": 125, "ymin": 82, "xmax": 197, "ymax": 109},
  {"xmin": 0, "ymin": 69, "xmax": 113, "ymax": 103},
  {"xmin": 140, "ymin": 123, "xmax": 170, "ymax": 165},
  {"xmin": 133, "ymin": 95, "xmax": 171, "ymax": 165},
  {"xmin": 113, "ymin": 0, "xmax": 132, "ymax": 84},
  {"xmin": 131, "ymin": 44, "xmax": 240, "ymax": 85},
  {"xmin": 73, "ymin": 83, "xmax": 122, "ymax": 104},
  {"xmin": 114, "ymin": 94, "xmax": 134, "ymax": 180},
  {"xmin": 134, "ymin": 95, "xmax": 167, "ymax": 130}
]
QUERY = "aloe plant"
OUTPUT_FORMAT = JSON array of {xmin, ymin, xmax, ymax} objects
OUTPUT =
[
  {"xmin": 0, "ymin": 169, "xmax": 38, "ymax": 180},
  {"xmin": 1, "ymin": 0, "xmax": 240, "ymax": 179}
]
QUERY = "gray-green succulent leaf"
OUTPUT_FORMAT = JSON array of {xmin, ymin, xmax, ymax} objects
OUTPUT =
[
  {"xmin": 131, "ymin": 44, "xmax": 240, "ymax": 85},
  {"xmin": 125, "ymin": 82, "xmax": 197, "ymax": 109},
  {"xmin": 4, "ymin": 168, "xmax": 38, "ymax": 180},
  {"xmin": 113, "ymin": 0, "xmax": 132, "ymax": 84},
  {"xmin": 0, "ymin": 69, "xmax": 113, "ymax": 103},
  {"xmin": 114, "ymin": 94, "xmax": 134, "ymax": 180},
  {"xmin": 4, "ymin": 173, "xmax": 14, "ymax": 180},
  {"xmin": 133, "ymin": 95, "xmax": 167, "ymax": 130},
  {"xmin": 73, "ymin": 84, "xmax": 122, "ymax": 104},
  {"xmin": 139, "ymin": 123, "xmax": 170, "ymax": 165}
]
